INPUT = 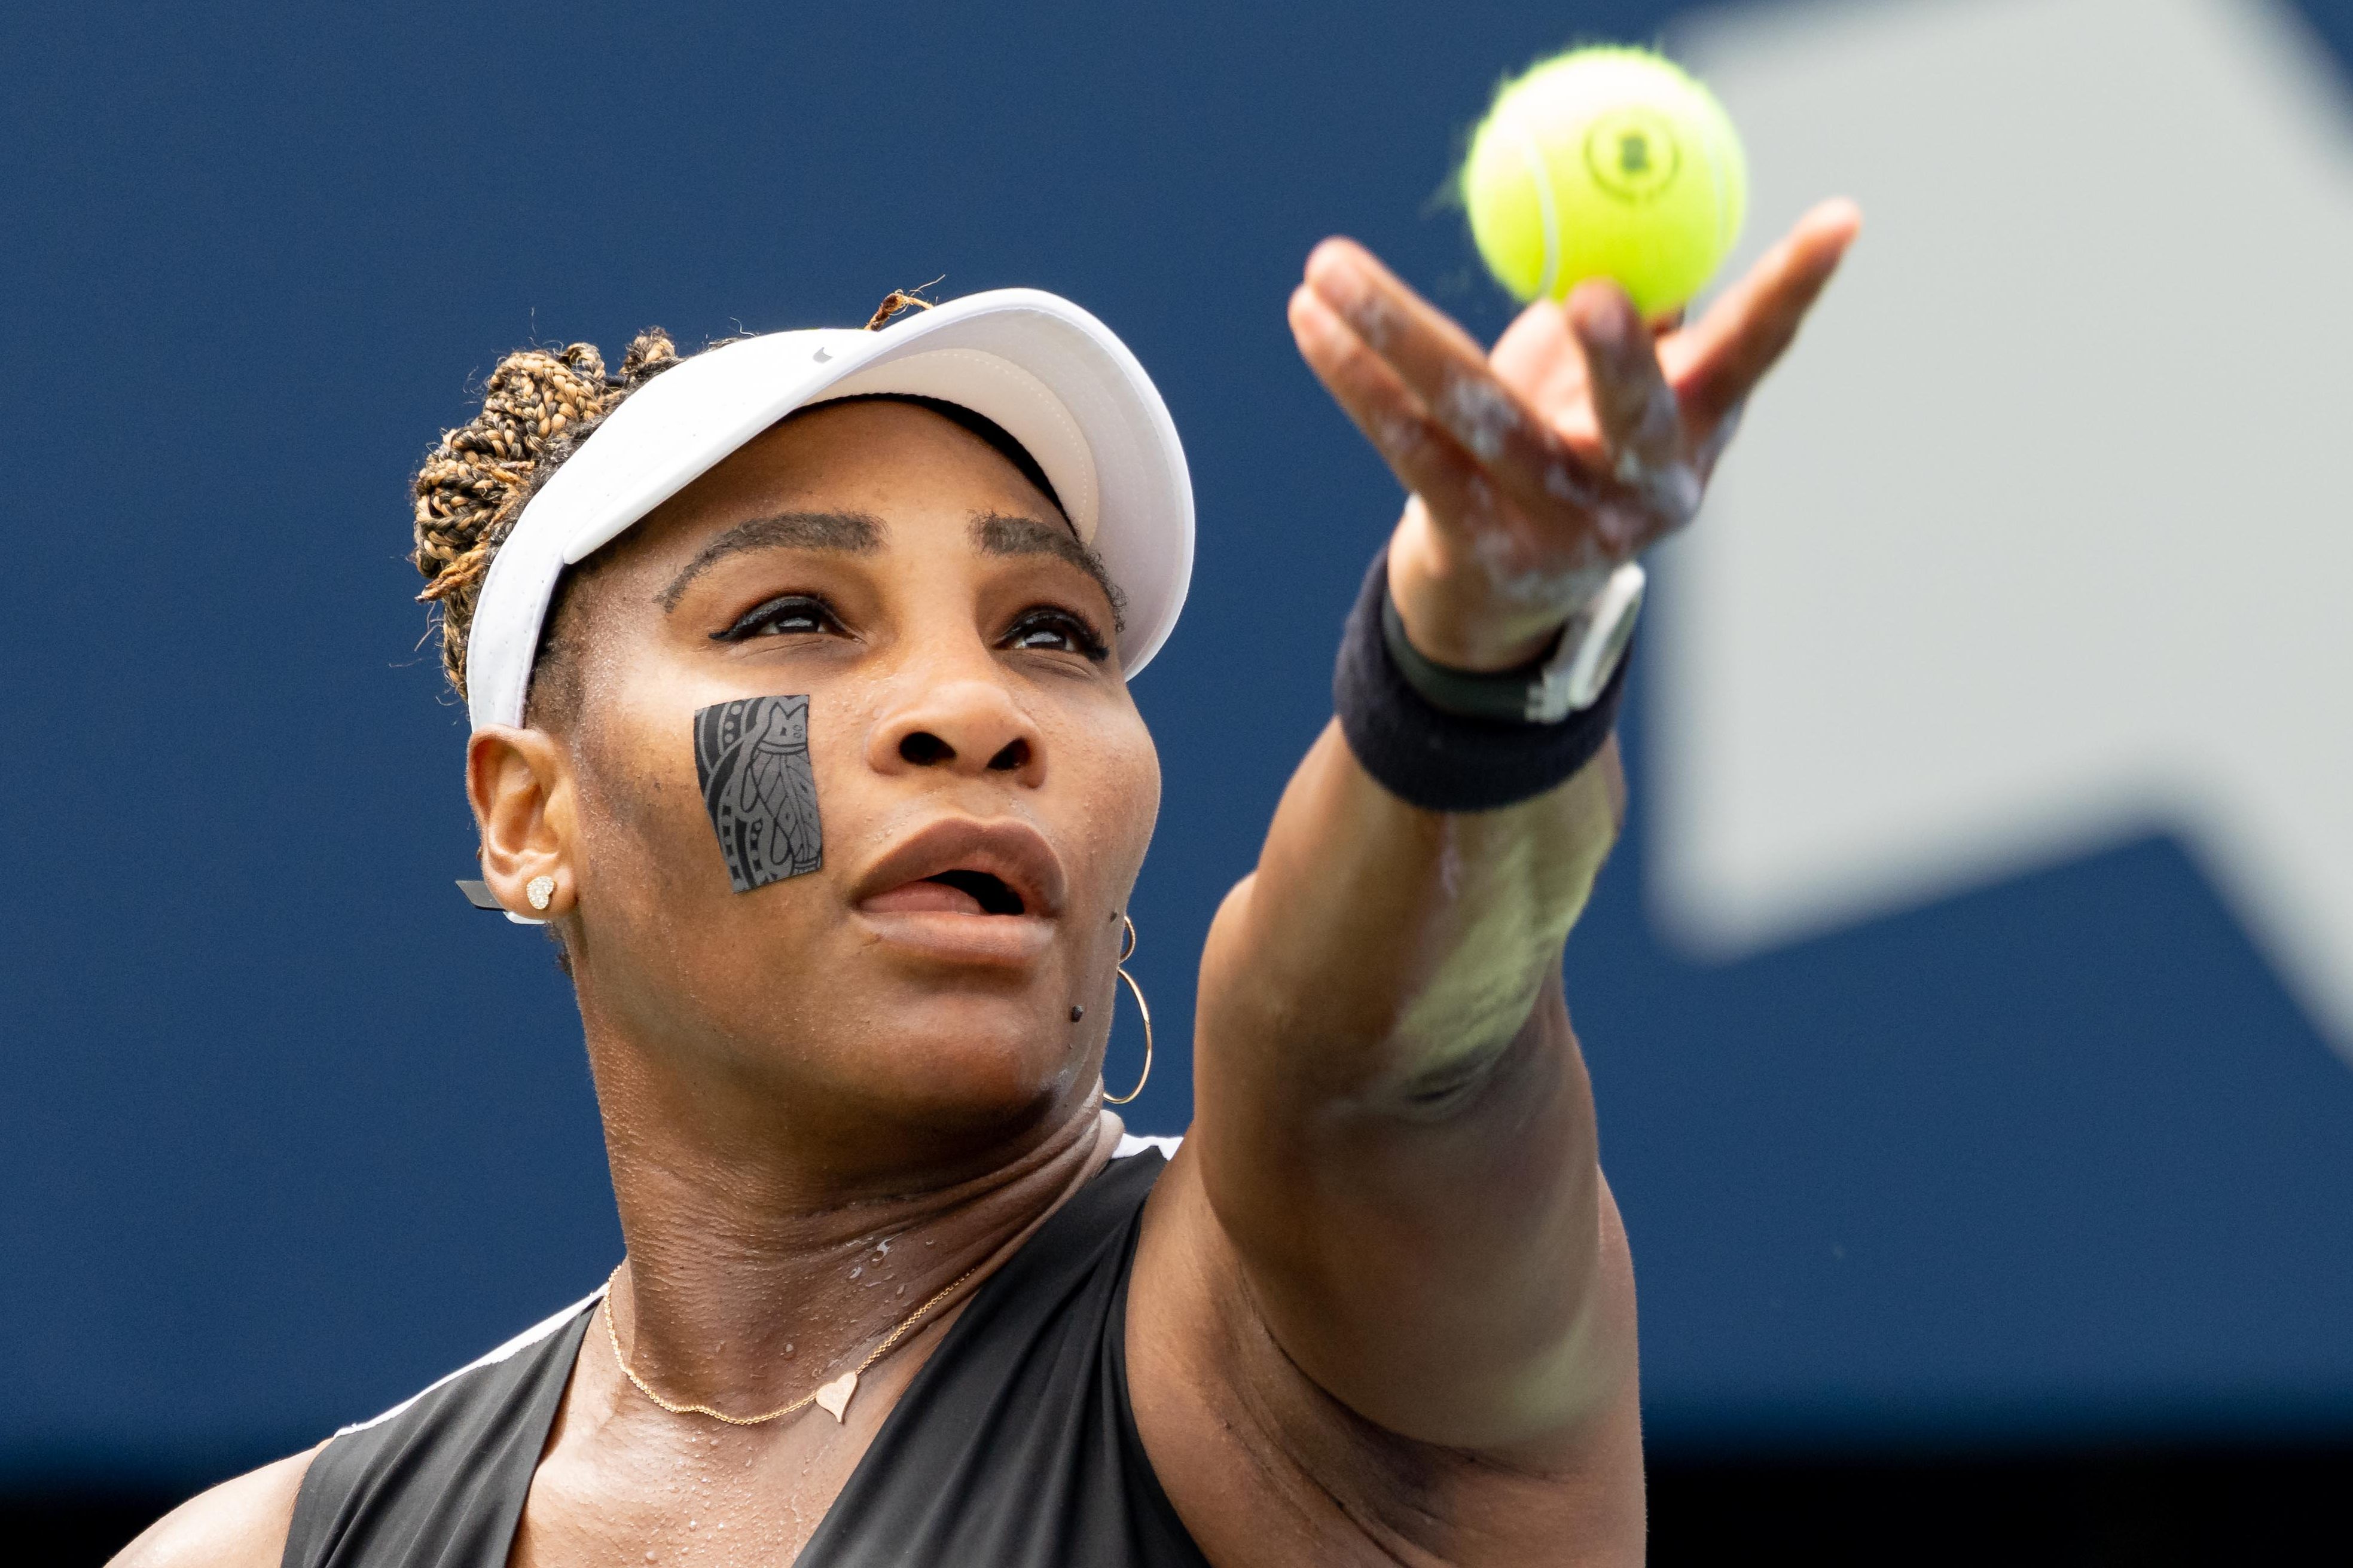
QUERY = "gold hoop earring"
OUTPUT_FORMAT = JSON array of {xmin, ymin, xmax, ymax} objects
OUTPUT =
[{"xmin": 1104, "ymin": 913, "xmax": 1153, "ymax": 1105}]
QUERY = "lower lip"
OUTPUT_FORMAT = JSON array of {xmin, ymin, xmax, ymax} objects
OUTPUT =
[{"xmin": 852, "ymin": 909, "xmax": 1058, "ymax": 967}]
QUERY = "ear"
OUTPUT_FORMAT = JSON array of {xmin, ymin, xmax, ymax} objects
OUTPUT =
[{"xmin": 466, "ymin": 725, "xmax": 578, "ymax": 919}]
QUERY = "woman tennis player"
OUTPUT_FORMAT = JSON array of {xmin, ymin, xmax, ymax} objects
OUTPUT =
[{"xmin": 120, "ymin": 200, "xmax": 1855, "ymax": 1567}]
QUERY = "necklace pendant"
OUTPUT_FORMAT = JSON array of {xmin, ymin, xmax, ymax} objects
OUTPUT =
[{"xmin": 814, "ymin": 1369, "xmax": 858, "ymax": 1423}]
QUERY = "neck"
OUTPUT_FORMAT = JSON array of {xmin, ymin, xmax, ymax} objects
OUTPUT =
[{"xmin": 582, "ymin": 1007, "xmax": 1114, "ymax": 1414}]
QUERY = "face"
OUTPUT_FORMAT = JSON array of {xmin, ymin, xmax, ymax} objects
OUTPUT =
[{"xmin": 469, "ymin": 400, "xmax": 1161, "ymax": 1162}]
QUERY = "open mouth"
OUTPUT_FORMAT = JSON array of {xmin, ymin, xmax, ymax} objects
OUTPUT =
[
  {"xmin": 924, "ymin": 869, "xmax": 1026, "ymax": 916},
  {"xmin": 861, "ymin": 868, "xmax": 1031, "ymax": 919},
  {"xmin": 852, "ymin": 817, "xmax": 1063, "ymax": 931}
]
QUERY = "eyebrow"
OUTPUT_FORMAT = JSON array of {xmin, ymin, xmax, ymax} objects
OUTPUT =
[
  {"xmin": 971, "ymin": 512, "xmax": 1127, "ymax": 632},
  {"xmin": 656, "ymin": 511, "xmax": 882, "ymax": 612}
]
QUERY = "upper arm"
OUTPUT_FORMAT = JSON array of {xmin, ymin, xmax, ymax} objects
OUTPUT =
[
  {"xmin": 1189, "ymin": 724, "xmax": 1631, "ymax": 1447},
  {"xmin": 1128, "ymin": 1145, "xmax": 1645, "ymax": 1566},
  {"xmin": 1129, "ymin": 709, "xmax": 1642, "ymax": 1561},
  {"xmin": 111, "ymin": 1445, "xmax": 319, "ymax": 1568}
]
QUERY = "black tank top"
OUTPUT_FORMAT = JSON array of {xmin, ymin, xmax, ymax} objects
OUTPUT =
[{"xmin": 284, "ymin": 1146, "xmax": 1207, "ymax": 1567}]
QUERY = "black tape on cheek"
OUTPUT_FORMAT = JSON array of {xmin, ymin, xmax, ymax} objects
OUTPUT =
[{"xmin": 694, "ymin": 695, "xmax": 824, "ymax": 892}]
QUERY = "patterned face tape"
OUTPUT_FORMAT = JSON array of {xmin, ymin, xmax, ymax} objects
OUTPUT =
[{"xmin": 694, "ymin": 695, "xmax": 823, "ymax": 893}]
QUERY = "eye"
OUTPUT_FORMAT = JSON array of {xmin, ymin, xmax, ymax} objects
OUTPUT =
[
  {"xmin": 712, "ymin": 594, "xmax": 844, "ymax": 643},
  {"xmin": 999, "ymin": 606, "xmax": 1109, "ymax": 662}
]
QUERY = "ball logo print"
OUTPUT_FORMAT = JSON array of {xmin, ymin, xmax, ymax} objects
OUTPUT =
[
  {"xmin": 1461, "ymin": 45, "xmax": 1746, "ymax": 316},
  {"xmin": 1585, "ymin": 109, "xmax": 1682, "ymax": 201}
]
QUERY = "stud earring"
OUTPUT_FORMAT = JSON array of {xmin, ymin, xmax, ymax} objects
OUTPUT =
[
  {"xmin": 1104, "ymin": 913, "xmax": 1153, "ymax": 1106},
  {"xmin": 526, "ymin": 875, "xmax": 556, "ymax": 912}
]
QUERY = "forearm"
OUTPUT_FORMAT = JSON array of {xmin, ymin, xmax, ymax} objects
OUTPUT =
[
  {"xmin": 1207, "ymin": 719, "xmax": 1622, "ymax": 1097},
  {"xmin": 1190, "ymin": 721, "xmax": 1628, "ymax": 1447}
]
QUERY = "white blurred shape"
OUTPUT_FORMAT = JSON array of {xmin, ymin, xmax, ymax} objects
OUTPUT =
[{"xmin": 1654, "ymin": 0, "xmax": 2353, "ymax": 1055}]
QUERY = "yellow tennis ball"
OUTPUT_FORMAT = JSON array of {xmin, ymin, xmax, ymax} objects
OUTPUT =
[{"xmin": 1462, "ymin": 46, "xmax": 1747, "ymax": 318}]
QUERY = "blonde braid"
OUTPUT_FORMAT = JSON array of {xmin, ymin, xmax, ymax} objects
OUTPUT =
[{"xmin": 411, "ymin": 330, "xmax": 679, "ymax": 696}]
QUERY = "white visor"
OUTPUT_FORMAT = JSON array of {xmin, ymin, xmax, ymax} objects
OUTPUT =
[{"xmin": 463, "ymin": 288, "xmax": 1194, "ymax": 732}]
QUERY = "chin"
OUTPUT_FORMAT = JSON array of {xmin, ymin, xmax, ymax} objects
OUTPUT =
[{"xmin": 851, "ymin": 993, "xmax": 1085, "ymax": 1131}]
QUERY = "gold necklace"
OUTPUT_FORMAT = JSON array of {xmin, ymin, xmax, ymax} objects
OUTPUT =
[{"xmin": 602, "ymin": 1260, "xmax": 981, "ymax": 1427}]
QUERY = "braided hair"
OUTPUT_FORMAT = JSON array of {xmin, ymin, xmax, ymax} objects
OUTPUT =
[
  {"xmin": 410, "ymin": 329, "xmax": 681, "ymax": 701},
  {"xmin": 405, "ymin": 291, "xmax": 1043, "ymax": 720}
]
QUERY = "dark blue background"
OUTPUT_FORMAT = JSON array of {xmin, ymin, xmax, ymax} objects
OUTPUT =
[{"xmin": 7, "ymin": 0, "xmax": 2352, "ymax": 1490}]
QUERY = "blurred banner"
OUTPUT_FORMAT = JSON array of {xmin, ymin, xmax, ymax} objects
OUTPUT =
[
  {"xmin": 1619, "ymin": 0, "xmax": 2353, "ymax": 1443},
  {"xmin": 1659, "ymin": 0, "xmax": 2353, "ymax": 1062}
]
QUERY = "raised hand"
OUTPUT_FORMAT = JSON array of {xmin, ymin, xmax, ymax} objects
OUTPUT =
[{"xmin": 1287, "ymin": 198, "xmax": 1861, "ymax": 673}]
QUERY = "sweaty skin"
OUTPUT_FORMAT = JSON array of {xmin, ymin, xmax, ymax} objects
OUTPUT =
[{"xmin": 116, "ymin": 199, "xmax": 1857, "ymax": 1568}]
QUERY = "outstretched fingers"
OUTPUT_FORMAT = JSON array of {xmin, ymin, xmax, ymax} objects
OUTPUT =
[
  {"xmin": 1301, "ymin": 239, "xmax": 1596, "ymax": 525},
  {"xmin": 1564, "ymin": 280, "xmax": 1699, "ymax": 540},
  {"xmin": 1287, "ymin": 282, "xmax": 1493, "ymax": 526},
  {"xmin": 1667, "ymin": 197, "xmax": 1863, "ymax": 447},
  {"xmin": 1293, "ymin": 211, "xmax": 1858, "ymax": 576}
]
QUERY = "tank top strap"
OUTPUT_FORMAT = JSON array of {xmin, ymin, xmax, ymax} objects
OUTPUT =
[
  {"xmin": 279, "ymin": 1147, "xmax": 1203, "ymax": 1567},
  {"xmin": 282, "ymin": 1296, "xmax": 597, "ymax": 1568},
  {"xmin": 797, "ymin": 1145, "xmax": 1206, "ymax": 1567}
]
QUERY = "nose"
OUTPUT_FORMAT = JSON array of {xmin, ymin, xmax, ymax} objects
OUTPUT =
[{"xmin": 867, "ymin": 676, "xmax": 1046, "ymax": 785}]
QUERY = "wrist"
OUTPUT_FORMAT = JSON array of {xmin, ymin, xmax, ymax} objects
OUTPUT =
[
  {"xmin": 1383, "ymin": 519, "xmax": 1615, "ymax": 671},
  {"xmin": 1388, "ymin": 595, "xmax": 1564, "ymax": 671},
  {"xmin": 1381, "ymin": 566, "xmax": 1642, "ymax": 725},
  {"xmin": 1333, "ymin": 548, "xmax": 1636, "ymax": 812}
]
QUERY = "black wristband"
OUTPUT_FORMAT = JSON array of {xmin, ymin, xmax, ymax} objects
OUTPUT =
[{"xmin": 1332, "ymin": 548, "xmax": 1631, "ymax": 812}]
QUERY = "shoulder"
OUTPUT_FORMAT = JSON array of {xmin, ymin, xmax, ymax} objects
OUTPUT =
[
  {"xmin": 115, "ymin": 1291, "xmax": 603, "ymax": 1568},
  {"xmin": 111, "ymin": 1446, "xmax": 321, "ymax": 1568}
]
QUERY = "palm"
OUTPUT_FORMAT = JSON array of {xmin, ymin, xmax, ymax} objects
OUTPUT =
[{"xmin": 1289, "ymin": 199, "xmax": 1861, "ymax": 670}]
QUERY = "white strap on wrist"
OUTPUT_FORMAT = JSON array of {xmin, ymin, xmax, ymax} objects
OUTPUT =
[{"xmin": 1527, "ymin": 562, "xmax": 1647, "ymax": 722}]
